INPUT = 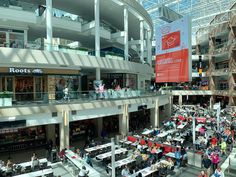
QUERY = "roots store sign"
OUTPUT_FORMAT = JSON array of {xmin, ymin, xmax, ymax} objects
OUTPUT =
[
  {"xmin": 9, "ymin": 67, "xmax": 43, "ymax": 74},
  {"xmin": 155, "ymin": 16, "xmax": 192, "ymax": 83}
]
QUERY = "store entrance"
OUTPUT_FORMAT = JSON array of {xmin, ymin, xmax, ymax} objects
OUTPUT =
[{"xmin": 15, "ymin": 77, "xmax": 34, "ymax": 101}]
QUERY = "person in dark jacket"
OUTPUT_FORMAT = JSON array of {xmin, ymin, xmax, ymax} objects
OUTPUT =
[{"xmin": 202, "ymin": 155, "xmax": 212, "ymax": 177}]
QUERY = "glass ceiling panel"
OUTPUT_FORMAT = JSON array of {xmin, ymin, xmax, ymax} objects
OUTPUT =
[{"xmin": 140, "ymin": 0, "xmax": 235, "ymax": 41}]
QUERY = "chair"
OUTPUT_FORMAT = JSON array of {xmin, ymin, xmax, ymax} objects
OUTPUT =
[
  {"xmin": 159, "ymin": 166, "xmax": 168, "ymax": 177},
  {"xmin": 24, "ymin": 165, "xmax": 32, "ymax": 173},
  {"xmin": 45, "ymin": 172, "xmax": 53, "ymax": 177},
  {"xmin": 40, "ymin": 162, "xmax": 48, "ymax": 169},
  {"xmin": 15, "ymin": 165, "xmax": 22, "ymax": 174}
]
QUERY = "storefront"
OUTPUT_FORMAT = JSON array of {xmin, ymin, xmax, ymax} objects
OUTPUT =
[{"xmin": 0, "ymin": 67, "xmax": 80, "ymax": 102}]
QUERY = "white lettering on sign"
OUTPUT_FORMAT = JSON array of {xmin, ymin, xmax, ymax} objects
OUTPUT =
[{"xmin": 9, "ymin": 67, "xmax": 43, "ymax": 74}]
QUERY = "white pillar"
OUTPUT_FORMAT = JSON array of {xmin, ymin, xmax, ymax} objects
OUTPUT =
[
  {"xmin": 119, "ymin": 104, "xmax": 129, "ymax": 136},
  {"xmin": 60, "ymin": 110, "xmax": 70, "ymax": 151},
  {"xmin": 178, "ymin": 95, "xmax": 182, "ymax": 106},
  {"xmin": 96, "ymin": 68, "xmax": 101, "ymax": 80},
  {"xmin": 6, "ymin": 32, "xmax": 10, "ymax": 47},
  {"xmin": 150, "ymin": 99, "xmax": 160, "ymax": 128},
  {"xmin": 124, "ymin": 6, "xmax": 129, "ymax": 61},
  {"xmin": 111, "ymin": 138, "xmax": 116, "ymax": 177},
  {"xmin": 192, "ymin": 116, "xmax": 196, "ymax": 149},
  {"xmin": 140, "ymin": 20, "xmax": 144, "ymax": 63},
  {"xmin": 167, "ymin": 96, "xmax": 172, "ymax": 118},
  {"xmin": 210, "ymin": 96, "xmax": 214, "ymax": 110},
  {"xmin": 46, "ymin": 0, "xmax": 53, "ymax": 51},
  {"xmin": 147, "ymin": 29, "xmax": 152, "ymax": 66},
  {"xmin": 95, "ymin": 0, "xmax": 101, "ymax": 81},
  {"xmin": 95, "ymin": 0, "xmax": 100, "ymax": 57},
  {"xmin": 216, "ymin": 104, "xmax": 221, "ymax": 131},
  {"xmin": 24, "ymin": 30, "xmax": 28, "ymax": 48}
]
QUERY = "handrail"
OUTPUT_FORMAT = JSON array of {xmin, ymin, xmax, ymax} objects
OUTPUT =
[{"xmin": 0, "ymin": 90, "xmax": 164, "ymax": 107}]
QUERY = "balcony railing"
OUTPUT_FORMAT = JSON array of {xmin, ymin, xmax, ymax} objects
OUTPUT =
[
  {"xmin": 0, "ymin": 37, "xmax": 127, "ymax": 60},
  {"xmin": 0, "ymin": 90, "xmax": 163, "ymax": 107},
  {"xmin": 160, "ymin": 85, "xmax": 209, "ymax": 91},
  {"xmin": 213, "ymin": 39, "xmax": 236, "ymax": 55}
]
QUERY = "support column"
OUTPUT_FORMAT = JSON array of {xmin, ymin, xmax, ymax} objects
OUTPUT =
[
  {"xmin": 167, "ymin": 96, "xmax": 173, "ymax": 118},
  {"xmin": 210, "ymin": 96, "xmax": 214, "ymax": 110},
  {"xmin": 46, "ymin": 0, "xmax": 53, "ymax": 51},
  {"xmin": 111, "ymin": 138, "xmax": 116, "ymax": 177},
  {"xmin": 97, "ymin": 117, "xmax": 103, "ymax": 138},
  {"xmin": 6, "ymin": 32, "xmax": 10, "ymax": 47},
  {"xmin": 95, "ymin": 0, "xmax": 101, "ymax": 81},
  {"xmin": 24, "ymin": 29, "xmax": 28, "ymax": 48},
  {"xmin": 45, "ymin": 124, "xmax": 56, "ymax": 146},
  {"xmin": 119, "ymin": 104, "xmax": 129, "ymax": 137},
  {"xmin": 147, "ymin": 29, "xmax": 152, "ymax": 66},
  {"xmin": 140, "ymin": 20, "xmax": 144, "ymax": 63},
  {"xmin": 95, "ymin": 0, "xmax": 100, "ymax": 57},
  {"xmin": 96, "ymin": 68, "xmax": 101, "ymax": 80},
  {"xmin": 178, "ymin": 95, "xmax": 182, "ymax": 107},
  {"xmin": 192, "ymin": 116, "xmax": 196, "ymax": 150},
  {"xmin": 60, "ymin": 110, "xmax": 70, "ymax": 151},
  {"xmin": 150, "ymin": 99, "xmax": 160, "ymax": 128},
  {"xmin": 124, "ymin": 6, "xmax": 129, "ymax": 61}
]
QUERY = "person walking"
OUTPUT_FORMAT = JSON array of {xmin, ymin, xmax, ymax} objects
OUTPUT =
[
  {"xmin": 78, "ymin": 166, "xmax": 89, "ymax": 177},
  {"xmin": 198, "ymin": 170, "xmax": 208, "ymax": 177},
  {"xmin": 202, "ymin": 155, "xmax": 212, "ymax": 176},
  {"xmin": 63, "ymin": 85, "xmax": 69, "ymax": 101},
  {"xmin": 211, "ymin": 152, "xmax": 220, "ymax": 172},
  {"xmin": 213, "ymin": 167, "xmax": 224, "ymax": 177},
  {"xmin": 220, "ymin": 138, "xmax": 227, "ymax": 156}
]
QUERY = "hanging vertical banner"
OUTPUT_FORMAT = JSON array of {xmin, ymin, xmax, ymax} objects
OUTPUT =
[{"xmin": 155, "ymin": 16, "xmax": 192, "ymax": 83}]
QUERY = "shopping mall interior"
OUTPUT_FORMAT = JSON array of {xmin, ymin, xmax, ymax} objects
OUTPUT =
[{"xmin": 0, "ymin": 0, "xmax": 236, "ymax": 177}]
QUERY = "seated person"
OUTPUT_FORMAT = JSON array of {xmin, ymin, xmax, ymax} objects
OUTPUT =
[
  {"xmin": 159, "ymin": 163, "xmax": 167, "ymax": 176},
  {"xmin": 31, "ymin": 153, "xmax": 40, "ymax": 170},
  {"xmin": 167, "ymin": 134, "xmax": 172, "ymax": 141},
  {"xmin": 121, "ymin": 165, "xmax": 130, "ymax": 177},
  {"xmin": 137, "ymin": 143, "xmax": 143, "ymax": 152},
  {"xmin": 5, "ymin": 159, "xmax": 13, "ymax": 175},
  {"xmin": 167, "ymin": 158, "xmax": 175, "ymax": 170},
  {"xmin": 151, "ymin": 146, "xmax": 157, "ymax": 154},
  {"xmin": 78, "ymin": 166, "xmax": 89, "ymax": 177},
  {"xmin": 59, "ymin": 148, "xmax": 67, "ymax": 159}
]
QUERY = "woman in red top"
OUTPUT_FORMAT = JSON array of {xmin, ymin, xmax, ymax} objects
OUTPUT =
[{"xmin": 211, "ymin": 136, "xmax": 217, "ymax": 148}]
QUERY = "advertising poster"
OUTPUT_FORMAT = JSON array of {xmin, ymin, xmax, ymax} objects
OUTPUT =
[{"xmin": 155, "ymin": 16, "xmax": 192, "ymax": 83}]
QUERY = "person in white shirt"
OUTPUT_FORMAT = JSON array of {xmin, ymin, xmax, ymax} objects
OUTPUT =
[
  {"xmin": 31, "ymin": 153, "xmax": 39, "ymax": 170},
  {"xmin": 63, "ymin": 85, "xmax": 69, "ymax": 101},
  {"xmin": 137, "ymin": 144, "xmax": 142, "ymax": 152},
  {"xmin": 78, "ymin": 166, "xmax": 89, "ymax": 177},
  {"xmin": 121, "ymin": 165, "xmax": 130, "ymax": 177},
  {"xmin": 167, "ymin": 134, "xmax": 172, "ymax": 141},
  {"xmin": 214, "ymin": 167, "xmax": 224, "ymax": 177}
]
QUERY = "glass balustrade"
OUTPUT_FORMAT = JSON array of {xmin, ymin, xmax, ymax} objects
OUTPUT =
[{"xmin": 0, "ymin": 90, "xmax": 162, "ymax": 107}]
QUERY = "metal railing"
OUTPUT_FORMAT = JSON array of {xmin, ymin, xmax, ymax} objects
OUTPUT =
[{"xmin": 0, "ymin": 90, "xmax": 163, "ymax": 107}]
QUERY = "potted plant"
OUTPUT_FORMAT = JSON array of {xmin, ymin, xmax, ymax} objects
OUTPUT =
[{"xmin": 0, "ymin": 91, "xmax": 13, "ymax": 107}]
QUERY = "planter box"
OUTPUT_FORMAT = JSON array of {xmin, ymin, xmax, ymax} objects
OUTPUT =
[{"xmin": 0, "ymin": 98, "xmax": 12, "ymax": 107}]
